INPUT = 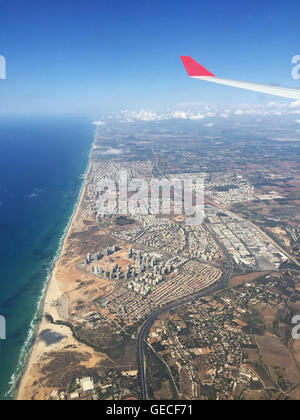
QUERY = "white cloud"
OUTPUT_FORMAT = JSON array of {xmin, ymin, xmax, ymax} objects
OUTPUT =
[
  {"xmin": 171, "ymin": 111, "xmax": 189, "ymax": 119},
  {"xmin": 291, "ymin": 100, "xmax": 300, "ymax": 108},
  {"xmin": 120, "ymin": 109, "xmax": 201, "ymax": 122},
  {"xmin": 102, "ymin": 148, "xmax": 123, "ymax": 155},
  {"xmin": 121, "ymin": 109, "xmax": 161, "ymax": 122},
  {"xmin": 109, "ymin": 101, "xmax": 300, "ymax": 124},
  {"xmin": 92, "ymin": 121, "xmax": 106, "ymax": 126},
  {"xmin": 190, "ymin": 113, "xmax": 205, "ymax": 120}
]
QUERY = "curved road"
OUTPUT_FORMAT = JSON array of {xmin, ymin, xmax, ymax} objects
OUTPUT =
[{"xmin": 137, "ymin": 224, "xmax": 233, "ymax": 400}]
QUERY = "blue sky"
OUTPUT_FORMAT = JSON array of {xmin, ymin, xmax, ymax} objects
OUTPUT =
[{"xmin": 0, "ymin": 0, "xmax": 299, "ymax": 116}]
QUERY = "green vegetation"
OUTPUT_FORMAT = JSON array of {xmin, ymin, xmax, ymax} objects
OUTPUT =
[
  {"xmin": 115, "ymin": 216, "xmax": 135, "ymax": 226},
  {"xmin": 145, "ymin": 344, "xmax": 178, "ymax": 400}
]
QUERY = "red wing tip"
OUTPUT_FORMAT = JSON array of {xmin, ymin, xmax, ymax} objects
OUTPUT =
[{"xmin": 180, "ymin": 56, "xmax": 215, "ymax": 77}]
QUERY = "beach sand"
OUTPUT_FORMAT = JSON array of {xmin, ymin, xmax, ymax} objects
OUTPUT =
[{"xmin": 16, "ymin": 155, "xmax": 110, "ymax": 400}]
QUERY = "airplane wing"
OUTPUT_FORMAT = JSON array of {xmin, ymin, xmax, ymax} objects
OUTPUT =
[{"xmin": 180, "ymin": 56, "xmax": 300, "ymax": 100}]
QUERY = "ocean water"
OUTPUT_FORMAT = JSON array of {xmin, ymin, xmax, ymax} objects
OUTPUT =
[{"xmin": 0, "ymin": 115, "xmax": 93, "ymax": 399}]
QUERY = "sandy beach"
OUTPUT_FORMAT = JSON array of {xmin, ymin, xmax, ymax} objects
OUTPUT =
[
  {"xmin": 16, "ymin": 164, "xmax": 87, "ymax": 399},
  {"xmin": 16, "ymin": 148, "xmax": 108, "ymax": 400}
]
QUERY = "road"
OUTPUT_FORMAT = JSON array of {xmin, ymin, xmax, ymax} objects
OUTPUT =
[
  {"xmin": 137, "ymin": 223, "xmax": 233, "ymax": 400},
  {"xmin": 137, "ymin": 202, "xmax": 298, "ymax": 398},
  {"xmin": 212, "ymin": 203, "xmax": 300, "ymax": 268}
]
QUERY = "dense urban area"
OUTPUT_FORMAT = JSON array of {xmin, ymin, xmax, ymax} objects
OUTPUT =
[{"xmin": 19, "ymin": 117, "xmax": 300, "ymax": 401}]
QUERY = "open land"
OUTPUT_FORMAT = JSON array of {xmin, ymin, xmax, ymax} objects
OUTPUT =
[{"xmin": 17, "ymin": 118, "xmax": 300, "ymax": 400}]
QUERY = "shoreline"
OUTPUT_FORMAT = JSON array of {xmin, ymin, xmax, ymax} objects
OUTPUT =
[{"xmin": 14, "ymin": 141, "xmax": 94, "ymax": 400}]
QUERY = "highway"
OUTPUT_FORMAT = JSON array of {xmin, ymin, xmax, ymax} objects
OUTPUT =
[{"xmin": 137, "ymin": 223, "xmax": 233, "ymax": 400}]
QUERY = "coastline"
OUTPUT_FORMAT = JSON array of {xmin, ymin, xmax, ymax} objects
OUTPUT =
[{"xmin": 15, "ymin": 143, "xmax": 94, "ymax": 400}]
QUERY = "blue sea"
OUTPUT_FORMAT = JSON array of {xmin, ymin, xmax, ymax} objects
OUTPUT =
[{"xmin": 0, "ymin": 116, "xmax": 93, "ymax": 399}]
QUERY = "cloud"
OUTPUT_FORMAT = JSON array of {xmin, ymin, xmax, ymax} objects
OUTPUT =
[
  {"xmin": 92, "ymin": 121, "xmax": 106, "ymax": 126},
  {"xmin": 171, "ymin": 111, "xmax": 189, "ymax": 119},
  {"xmin": 101, "ymin": 148, "xmax": 124, "ymax": 155},
  {"xmin": 205, "ymin": 123, "xmax": 214, "ymax": 127},
  {"xmin": 220, "ymin": 112, "xmax": 229, "ymax": 118},
  {"xmin": 120, "ymin": 109, "xmax": 199, "ymax": 122},
  {"xmin": 291, "ymin": 100, "xmax": 300, "ymax": 108},
  {"xmin": 121, "ymin": 109, "xmax": 161, "ymax": 122},
  {"xmin": 190, "ymin": 113, "xmax": 205, "ymax": 120},
  {"xmin": 108, "ymin": 101, "xmax": 300, "ymax": 124}
]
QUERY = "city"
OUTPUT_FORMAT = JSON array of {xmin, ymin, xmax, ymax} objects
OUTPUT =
[{"xmin": 16, "ymin": 118, "xmax": 300, "ymax": 401}]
